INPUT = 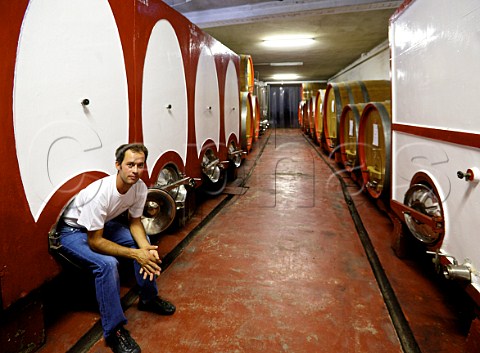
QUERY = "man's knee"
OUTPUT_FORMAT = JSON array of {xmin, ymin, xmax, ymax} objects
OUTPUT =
[{"xmin": 95, "ymin": 256, "xmax": 120, "ymax": 275}]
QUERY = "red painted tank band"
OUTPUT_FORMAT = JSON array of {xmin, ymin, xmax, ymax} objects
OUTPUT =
[{"xmin": 393, "ymin": 123, "xmax": 480, "ymax": 149}]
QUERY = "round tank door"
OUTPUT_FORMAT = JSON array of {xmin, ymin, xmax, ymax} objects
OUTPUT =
[
  {"xmin": 142, "ymin": 19, "xmax": 188, "ymax": 175},
  {"xmin": 14, "ymin": 0, "xmax": 128, "ymax": 221},
  {"xmin": 195, "ymin": 46, "xmax": 220, "ymax": 159}
]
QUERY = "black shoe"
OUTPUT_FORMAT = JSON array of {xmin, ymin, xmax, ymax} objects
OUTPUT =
[
  {"xmin": 106, "ymin": 326, "xmax": 141, "ymax": 353},
  {"xmin": 138, "ymin": 297, "xmax": 176, "ymax": 315}
]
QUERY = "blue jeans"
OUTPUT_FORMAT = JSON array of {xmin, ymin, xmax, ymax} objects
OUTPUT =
[{"xmin": 57, "ymin": 219, "xmax": 158, "ymax": 337}]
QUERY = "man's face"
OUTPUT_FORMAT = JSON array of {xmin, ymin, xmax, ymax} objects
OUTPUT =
[{"xmin": 116, "ymin": 149, "xmax": 146, "ymax": 186}]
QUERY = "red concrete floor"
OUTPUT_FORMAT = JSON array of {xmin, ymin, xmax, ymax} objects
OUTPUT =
[{"xmin": 38, "ymin": 129, "xmax": 472, "ymax": 353}]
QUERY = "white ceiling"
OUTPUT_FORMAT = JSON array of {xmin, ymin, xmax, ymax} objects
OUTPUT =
[{"xmin": 163, "ymin": 0, "xmax": 403, "ymax": 84}]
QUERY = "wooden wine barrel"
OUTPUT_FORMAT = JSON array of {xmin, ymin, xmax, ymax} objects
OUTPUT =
[
  {"xmin": 314, "ymin": 89, "xmax": 324, "ymax": 145},
  {"xmin": 298, "ymin": 101, "xmax": 304, "ymax": 127},
  {"xmin": 322, "ymin": 80, "xmax": 391, "ymax": 157},
  {"xmin": 308, "ymin": 97, "xmax": 315, "ymax": 139},
  {"xmin": 239, "ymin": 54, "xmax": 254, "ymax": 93},
  {"xmin": 303, "ymin": 97, "xmax": 312, "ymax": 137},
  {"xmin": 302, "ymin": 100, "xmax": 310, "ymax": 134},
  {"xmin": 339, "ymin": 103, "xmax": 368, "ymax": 177},
  {"xmin": 240, "ymin": 91, "xmax": 254, "ymax": 153},
  {"xmin": 357, "ymin": 101, "xmax": 392, "ymax": 199},
  {"xmin": 253, "ymin": 95, "xmax": 261, "ymax": 141}
]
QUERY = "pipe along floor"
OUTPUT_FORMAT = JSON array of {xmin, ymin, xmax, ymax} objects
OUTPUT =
[{"xmin": 39, "ymin": 129, "xmax": 472, "ymax": 353}]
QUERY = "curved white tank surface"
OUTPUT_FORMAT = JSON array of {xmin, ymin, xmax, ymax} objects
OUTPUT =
[
  {"xmin": 391, "ymin": 0, "xmax": 480, "ymax": 289},
  {"xmin": 142, "ymin": 19, "xmax": 188, "ymax": 175},
  {"xmin": 224, "ymin": 60, "xmax": 240, "ymax": 143},
  {"xmin": 195, "ymin": 46, "xmax": 220, "ymax": 156},
  {"xmin": 14, "ymin": 0, "xmax": 128, "ymax": 221}
]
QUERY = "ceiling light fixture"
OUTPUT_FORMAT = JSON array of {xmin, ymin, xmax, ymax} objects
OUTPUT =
[
  {"xmin": 262, "ymin": 37, "xmax": 315, "ymax": 48},
  {"xmin": 272, "ymin": 73, "xmax": 300, "ymax": 80},
  {"xmin": 270, "ymin": 62, "xmax": 303, "ymax": 67}
]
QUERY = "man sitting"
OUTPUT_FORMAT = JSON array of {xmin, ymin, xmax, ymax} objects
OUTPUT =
[{"xmin": 57, "ymin": 143, "xmax": 175, "ymax": 353}]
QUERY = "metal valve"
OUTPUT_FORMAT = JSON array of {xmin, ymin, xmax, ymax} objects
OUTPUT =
[
  {"xmin": 427, "ymin": 251, "xmax": 473, "ymax": 282},
  {"xmin": 457, "ymin": 170, "xmax": 472, "ymax": 181},
  {"xmin": 457, "ymin": 167, "xmax": 480, "ymax": 182}
]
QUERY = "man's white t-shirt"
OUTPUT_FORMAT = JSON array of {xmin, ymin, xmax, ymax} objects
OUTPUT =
[{"xmin": 63, "ymin": 174, "xmax": 148, "ymax": 231}]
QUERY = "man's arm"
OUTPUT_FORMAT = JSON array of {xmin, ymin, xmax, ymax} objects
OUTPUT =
[
  {"xmin": 87, "ymin": 228, "xmax": 136, "ymax": 258},
  {"xmin": 129, "ymin": 216, "xmax": 151, "ymax": 249},
  {"xmin": 87, "ymin": 225, "xmax": 161, "ymax": 280}
]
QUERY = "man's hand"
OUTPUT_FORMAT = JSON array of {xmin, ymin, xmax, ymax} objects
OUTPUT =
[
  {"xmin": 136, "ymin": 245, "xmax": 162, "ymax": 281},
  {"xmin": 128, "ymin": 217, "xmax": 161, "ymax": 280}
]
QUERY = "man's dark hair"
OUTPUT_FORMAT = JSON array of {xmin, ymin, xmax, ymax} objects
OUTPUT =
[{"xmin": 115, "ymin": 143, "xmax": 149, "ymax": 164}]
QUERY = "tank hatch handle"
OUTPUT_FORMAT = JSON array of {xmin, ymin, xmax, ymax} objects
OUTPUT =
[{"xmin": 457, "ymin": 167, "xmax": 480, "ymax": 182}]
